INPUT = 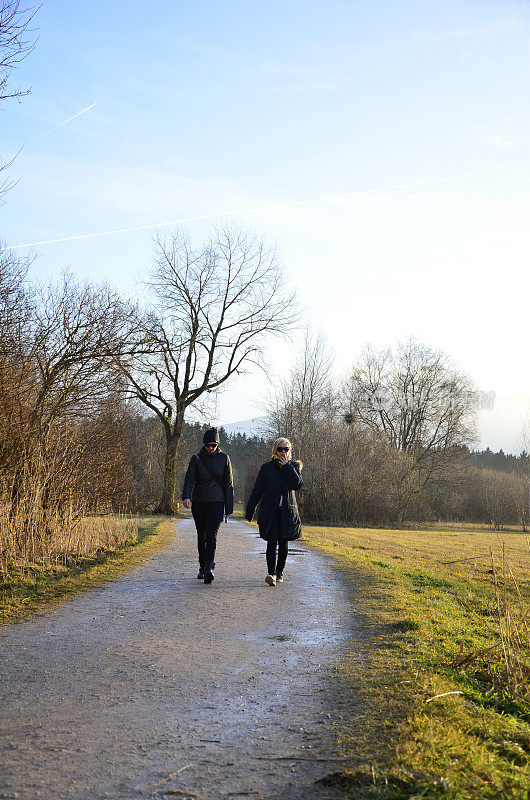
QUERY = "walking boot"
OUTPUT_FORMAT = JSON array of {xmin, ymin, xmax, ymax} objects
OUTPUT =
[
  {"xmin": 204, "ymin": 563, "xmax": 214, "ymax": 584},
  {"xmin": 197, "ymin": 567, "xmax": 205, "ymax": 579}
]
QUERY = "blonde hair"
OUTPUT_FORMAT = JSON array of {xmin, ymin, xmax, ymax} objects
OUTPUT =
[{"xmin": 272, "ymin": 437, "xmax": 292, "ymax": 456}]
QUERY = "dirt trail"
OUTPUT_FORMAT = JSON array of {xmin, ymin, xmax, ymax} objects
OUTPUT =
[{"xmin": 0, "ymin": 516, "xmax": 361, "ymax": 800}]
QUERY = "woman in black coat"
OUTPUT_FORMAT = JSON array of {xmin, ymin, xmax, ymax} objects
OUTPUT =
[
  {"xmin": 245, "ymin": 437, "xmax": 303, "ymax": 586},
  {"xmin": 182, "ymin": 427, "xmax": 234, "ymax": 584}
]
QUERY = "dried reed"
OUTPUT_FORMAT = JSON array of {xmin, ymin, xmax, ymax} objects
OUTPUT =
[{"xmin": 0, "ymin": 453, "xmax": 135, "ymax": 573}]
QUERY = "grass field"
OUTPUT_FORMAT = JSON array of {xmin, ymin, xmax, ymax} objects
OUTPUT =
[
  {"xmin": 0, "ymin": 516, "xmax": 176, "ymax": 625},
  {"xmin": 303, "ymin": 522, "xmax": 530, "ymax": 800}
]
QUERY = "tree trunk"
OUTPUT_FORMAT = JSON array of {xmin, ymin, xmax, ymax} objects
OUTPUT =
[
  {"xmin": 156, "ymin": 416, "xmax": 184, "ymax": 515},
  {"xmin": 157, "ymin": 430, "xmax": 180, "ymax": 515}
]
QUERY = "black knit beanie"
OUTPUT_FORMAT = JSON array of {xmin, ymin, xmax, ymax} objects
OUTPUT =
[{"xmin": 203, "ymin": 427, "xmax": 220, "ymax": 445}]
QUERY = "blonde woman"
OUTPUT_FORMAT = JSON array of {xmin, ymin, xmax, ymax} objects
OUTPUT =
[{"xmin": 245, "ymin": 438, "xmax": 303, "ymax": 586}]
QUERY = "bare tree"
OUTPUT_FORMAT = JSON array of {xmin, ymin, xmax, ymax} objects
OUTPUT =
[
  {"xmin": 1, "ymin": 1, "xmax": 39, "ymax": 197},
  {"xmin": 0, "ymin": 266, "xmax": 138, "ymax": 566},
  {"xmin": 120, "ymin": 226, "xmax": 297, "ymax": 514},
  {"xmin": 267, "ymin": 328, "xmax": 335, "ymax": 447},
  {"xmin": 343, "ymin": 338, "xmax": 477, "ymax": 519},
  {"xmin": 266, "ymin": 329, "xmax": 346, "ymax": 519},
  {"xmin": 28, "ymin": 274, "xmax": 132, "ymax": 436},
  {"xmin": 0, "ymin": 242, "xmax": 30, "ymax": 351},
  {"xmin": 2, "ymin": 272, "xmax": 132, "ymax": 509},
  {"xmin": 266, "ymin": 328, "xmax": 337, "ymax": 496},
  {"xmin": 480, "ymin": 468, "xmax": 521, "ymax": 530},
  {"xmin": 0, "ymin": 244, "xmax": 32, "ymax": 473},
  {"xmin": 517, "ymin": 416, "xmax": 530, "ymax": 530},
  {"xmin": 0, "ymin": 1, "xmax": 37, "ymax": 102}
]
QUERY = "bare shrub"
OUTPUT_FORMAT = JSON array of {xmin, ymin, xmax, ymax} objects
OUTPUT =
[{"xmin": 0, "ymin": 254, "xmax": 135, "ymax": 569}]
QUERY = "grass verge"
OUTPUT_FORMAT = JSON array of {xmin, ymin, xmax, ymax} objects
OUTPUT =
[
  {"xmin": 0, "ymin": 516, "xmax": 177, "ymax": 626},
  {"xmin": 303, "ymin": 522, "xmax": 530, "ymax": 799}
]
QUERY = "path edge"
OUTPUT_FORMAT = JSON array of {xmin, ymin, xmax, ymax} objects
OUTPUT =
[{"xmin": 1, "ymin": 517, "xmax": 178, "ymax": 627}]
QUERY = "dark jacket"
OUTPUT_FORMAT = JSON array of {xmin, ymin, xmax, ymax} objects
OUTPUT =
[
  {"xmin": 182, "ymin": 447, "xmax": 234, "ymax": 515},
  {"xmin": 245, "ymin": 458, "xmax": 303, "ymax": 541}
]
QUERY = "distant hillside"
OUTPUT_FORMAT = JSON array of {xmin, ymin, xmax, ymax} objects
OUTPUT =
[{"xmin": 221, "ymin": 417, "xmax": 268, "ymax": 437}]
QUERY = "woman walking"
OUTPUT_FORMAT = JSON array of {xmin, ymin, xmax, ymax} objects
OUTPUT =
[
  {"xmin": 182, "ymin": 427, "xmax": 234, "ymax": 584},
  {"xmin": 245, "ymin": 437, "xmax": 303, "ymax": 586}
]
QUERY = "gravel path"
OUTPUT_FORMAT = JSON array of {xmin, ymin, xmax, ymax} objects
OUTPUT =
[{"xmin": 0, "ymin": 516, "xmax": 360, "ymax": 800}]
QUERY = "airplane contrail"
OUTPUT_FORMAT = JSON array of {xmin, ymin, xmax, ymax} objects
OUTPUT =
[
  {"xmin": 7, "ymin": 170, "xmax": 479, "ymax": 250},
  {"xmin": 30, "ymin": 103, "xmax": 98, "ymax": 143}
]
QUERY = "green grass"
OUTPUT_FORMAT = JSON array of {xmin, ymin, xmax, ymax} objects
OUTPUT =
[
  {"xmin": 0, "ymin": 516, "xmax": 177, "ymax": 625},
  {"xmin": 302, "ymin": 522, "xmax": 530, "ymax": 799}
]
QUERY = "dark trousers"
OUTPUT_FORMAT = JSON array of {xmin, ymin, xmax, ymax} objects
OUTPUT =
[
  {"xmin": 191, "ymin": 501, "xmax": 224, "ymax": 569},
  {"xmin": 266, "ymin": 508, "xmax": 288, "ymax": 576}
]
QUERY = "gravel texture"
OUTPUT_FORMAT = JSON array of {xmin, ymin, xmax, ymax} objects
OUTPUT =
[{"xmin": 0, "ymin": 516, "xmax": 361, "ymax": 800}]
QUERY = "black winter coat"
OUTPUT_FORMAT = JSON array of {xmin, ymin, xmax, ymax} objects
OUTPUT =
[
  {"xmin": 245, "ymin": 458, "xmax": 303, "ymax": 541},
  {"xmin": 182, "ymin": 448, "xmax": 234, "ymax": 515}
]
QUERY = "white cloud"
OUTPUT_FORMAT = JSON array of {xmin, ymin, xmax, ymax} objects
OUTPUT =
[{"xmin": 482, "ymin": 135, "xmax": 514, "ymax": 149}]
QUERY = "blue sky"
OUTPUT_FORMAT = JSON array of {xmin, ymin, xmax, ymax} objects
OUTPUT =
[{"xmin": 2, "ymin": 1, "xmax": 530, "ymax": 449}]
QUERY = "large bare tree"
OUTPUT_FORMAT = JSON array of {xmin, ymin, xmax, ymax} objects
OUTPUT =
[
  {"xmin": 121, "ymin": 226, "xmax": 297, "ymax": 514},
  {"xmin": 343, "ymin": 338, "xmax": 476, "ymax": 517}
]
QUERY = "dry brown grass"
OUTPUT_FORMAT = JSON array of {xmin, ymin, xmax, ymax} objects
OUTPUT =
[
  {"xmin": 0, "ymin": 452, "xmax": 136, "ymax": 571},
  {"xmin": 0, "ymin": 516, "xmax": 175, "ymax": 625},
  {"xmin": 324, "ymin": 521, "xmax": 530, "ymax": 591},
  {"xmin": 0, "ymin": 494, "xmax": 137, "ymax": 571}
]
